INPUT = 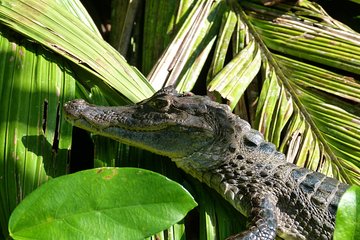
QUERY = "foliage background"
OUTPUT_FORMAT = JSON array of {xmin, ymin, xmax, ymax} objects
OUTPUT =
[{"xmin": 0, "ymin": 0, "xmax": 359, "ymax": 239}]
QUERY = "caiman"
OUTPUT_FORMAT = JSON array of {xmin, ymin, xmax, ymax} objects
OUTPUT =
[{"xmin": 63, "ymin": 86, "xmax": 349, "ymax": 240}]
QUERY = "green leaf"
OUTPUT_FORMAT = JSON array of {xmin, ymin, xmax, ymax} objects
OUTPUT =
[
  {"xmin": 148, "ymin": 1, "xmax": 226, "ymax": 92},
  {"xmin": 208, "ymin": 39, "xmax": 262, "ymax": 109},
  {"xmin": 0, "ymin": 0, "xmax": 154, "ymax": 104},
  {"xmin": 52, "ymin": 0, "xmax": 102, "ymax": 36},
  {"xmin": 140, "ymin": 0, "xmax": 187, "ymax": 75},
  {"xmin": 0, "ymin": 26, "xmax": 76, "ymax": 238},
  {"xmin": 9, "ymin": 167, "xmax": 197, "ymax": 240},
  {"xmin": 334, "ymin": 185, "xmax": 360, "ymax": 240}
]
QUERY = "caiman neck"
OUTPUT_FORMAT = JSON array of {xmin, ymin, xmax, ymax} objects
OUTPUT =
[{"xmin": 172, "ymin": 114, "xmax": 245, "ymax": 177}]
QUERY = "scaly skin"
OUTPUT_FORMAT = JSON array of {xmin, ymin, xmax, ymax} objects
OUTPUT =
[{"xmin": 63, "ymin": 86, "xmax": 349, "ymax": 240}]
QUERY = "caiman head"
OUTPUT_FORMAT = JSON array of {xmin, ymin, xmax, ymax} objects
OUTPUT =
[{"xmin": 63, "ymin": 86, "xmax": 239, "ymax": 169}]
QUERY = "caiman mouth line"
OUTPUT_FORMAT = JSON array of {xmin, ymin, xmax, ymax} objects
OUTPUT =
[
  {"xmin": 63, "ymin": 100, "xmax": 176, "ymax": 133},
  {"xmin": 68, "ymin": 117, "xmax": 172, "ymax": 133}
]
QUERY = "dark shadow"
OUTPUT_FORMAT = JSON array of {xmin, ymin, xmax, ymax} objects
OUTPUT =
[
  {"xmin": 69, "ymin": 127, "xmax": 94, "ymax": 173},
  {"xmin": 21, "ymin": 129, "xmax": 95, "ymax": 177},
  {"xmin": 317, "ymin": 0, "xmax": 360, "ymax": 33},
  {"xmin": 21, "ymin": 135, "xmax": 70, "ymax": 178}
]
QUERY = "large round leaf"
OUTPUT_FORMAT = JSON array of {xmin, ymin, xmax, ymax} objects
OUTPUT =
[
  {"xmin": 9, "ymin": 167, "xmax": 197, "ymax": 240},
  {"xmin": 334, "ymin": 185, "xmax": 360, "ymax": 240}
]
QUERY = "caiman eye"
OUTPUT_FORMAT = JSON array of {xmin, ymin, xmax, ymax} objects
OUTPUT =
[{"xmin": 147, "ymin": 98, "xmax": 170, "ymax": 110}]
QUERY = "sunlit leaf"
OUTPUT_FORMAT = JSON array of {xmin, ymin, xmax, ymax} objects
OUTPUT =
[
  {"xmin": 9, "ymin": 168, "xmax": 197, "ymax": 240},
  {"xmin": 0, "ymin": 27, "xmax": 76, "ymax": 238},
  {"xmin": 208, "ymin": 39, "xmax": 261, "ymax": 109},
  {"xmin": 148, "ymin": 1, "xmax": 226, "ymax": 92},
  {"xmin": 334, "ymin": 185, "xmax": 360, "ymax": 240},
  {"xmin": 0, "ymin": 0, "xmax": 154, "ymax": 104}
]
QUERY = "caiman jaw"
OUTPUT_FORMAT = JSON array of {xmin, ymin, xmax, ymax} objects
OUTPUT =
[{"xmin": 63, "ymin": 99, "xmax": 169, "ymax": 132}]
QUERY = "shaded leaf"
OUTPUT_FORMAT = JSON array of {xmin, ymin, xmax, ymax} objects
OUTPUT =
[{"xmin": 141, "ymin": 0, "xmax": 191, "ymax": 76}]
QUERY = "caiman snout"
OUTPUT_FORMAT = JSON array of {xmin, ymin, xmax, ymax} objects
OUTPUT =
[{"xmin": 63, "ymin": 99, "xmax": 90, "ymax": 121}]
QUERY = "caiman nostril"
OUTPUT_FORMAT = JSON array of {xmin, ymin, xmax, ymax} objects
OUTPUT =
[{"xmin": 63, "ymin": 99, "xmax": 89, "ymax": 120}]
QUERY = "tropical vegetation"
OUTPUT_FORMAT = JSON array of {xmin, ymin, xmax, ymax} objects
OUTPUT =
[{"xmin": 0, "ymin": 0, "xmax": 359, "ymax": 239}]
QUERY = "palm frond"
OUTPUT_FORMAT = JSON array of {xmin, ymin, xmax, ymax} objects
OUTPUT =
[
  {"xmin": 0, "ymin": 0, "xmax": 154, "ymax": 104},
  {"xmin": 240, "ymin": 0, "xmax": 360, "ymax": 184},
  {"xmin": 145, "ymin": 0, "xmax": 360, "ymax": 184},
  {"xmin": 148, "ymin": 1, "xmax": 225, "ymax": 91}
]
